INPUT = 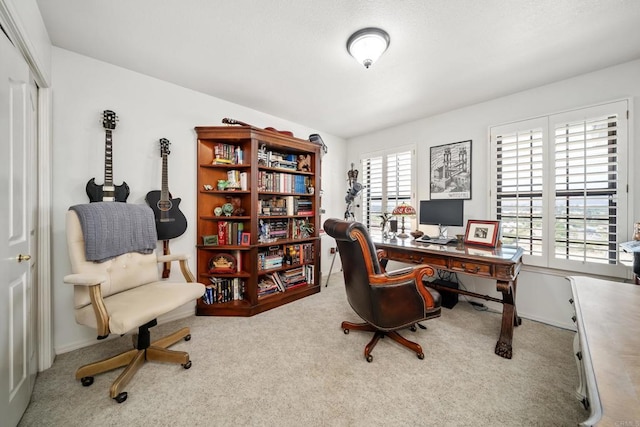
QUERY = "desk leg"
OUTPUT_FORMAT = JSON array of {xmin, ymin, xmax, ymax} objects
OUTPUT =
[{"xmin": 495, "ymin": 278, "xmax": 519, "ymax": 359}]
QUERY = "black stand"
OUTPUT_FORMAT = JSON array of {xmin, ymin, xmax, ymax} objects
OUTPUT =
[{"xmin": 325, "ymin": 204, "xmax": 355, "ymax": 287}]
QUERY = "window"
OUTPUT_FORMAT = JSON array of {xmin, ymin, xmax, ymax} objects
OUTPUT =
[
  {"xmin": 360, "ymin": 147, "xmax": 415, "ymax": 237},
  {"xmin": 490, "ymin": 101, "xmax": 629, "ymax": 277}
]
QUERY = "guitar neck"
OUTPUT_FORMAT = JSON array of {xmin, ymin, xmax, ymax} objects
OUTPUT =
[
  {"xmin": 161, "ymin": 153, "xmax": 169, "ymax": 201},
  {"xmin": 104, "ymin": 129, "xmax": 114, "ymax": 187}
]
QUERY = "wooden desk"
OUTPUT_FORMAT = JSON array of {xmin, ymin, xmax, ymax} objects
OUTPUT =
[
  {"xmin": 568, "ymin": 276, "xmax": 640, "ymax": 426},
  {"xmin": 373, "ymin": 237, "xmax": 524, "ymax": 359}
]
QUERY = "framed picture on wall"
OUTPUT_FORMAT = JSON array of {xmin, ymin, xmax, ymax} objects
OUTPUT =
[
  {"xmin": 429, "ymin": 139, "xmax": 472, "ymax": 200},
  {"xmin": 464, "ymin": 220, "xmax": 501, "ymax": 247}
]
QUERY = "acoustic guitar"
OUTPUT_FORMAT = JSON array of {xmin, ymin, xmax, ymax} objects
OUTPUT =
[
  {"xmin": 145, "ymin": 138, "xmax": 188, "ymax": 241},
  {"xmin": 86, "ymin": 110, "xmax": 130, "ymax": 202}
]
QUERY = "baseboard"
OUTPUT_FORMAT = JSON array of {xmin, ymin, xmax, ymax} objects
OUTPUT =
[
  {"xmin": 54, "ymin": 303, "xmax": 197, "ymax": 355},
  {"xmin": 477, "ymin": 304, "xmax": 576, "ymax": 332},
  {"xmin": 518, "ymin": 311, "xmax": 576, "ymax": 331}
]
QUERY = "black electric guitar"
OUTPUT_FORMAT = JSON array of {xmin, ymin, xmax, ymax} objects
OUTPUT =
[
  {"xmin": 145, "ymin": 138, "xmax": 188, "ymax": 241},
  {"xmin": 86, "ymin": 110, "xmax": 130, "ymax": 202}
]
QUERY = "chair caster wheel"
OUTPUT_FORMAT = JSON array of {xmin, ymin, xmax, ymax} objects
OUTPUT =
[
  {"xmin": 114, "ymin": 392, "xmax": 127, "ymax": 403},
  {"xmin": 184, "ymin": 334, "xmax": 191, "ymax": 341},
  {"xmin": 410, "ymin": 325, "xmax": 416, "ymax": 332},
  {"xmin": 343, "ymin": 329, "xmax": 349, "ymax": 334},
  {"xmin": 417, "ymin": 353, "xmax": 425, "ymax": 360},
  {"xmin": 80, "ymin": 376, "xmax": 94, "ymax": 387},
  {"xmin": 366, "ymin": 355, "xmax": 373, "ymax": 363},
  {"xmin": 183, "ymin": 360, "xmax": 192, "ymax": 369}
]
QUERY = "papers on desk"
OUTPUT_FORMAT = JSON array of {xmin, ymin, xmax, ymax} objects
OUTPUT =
[{"xmin": 620, "ymin": 240, "xmax": 640, "ymax": 253}]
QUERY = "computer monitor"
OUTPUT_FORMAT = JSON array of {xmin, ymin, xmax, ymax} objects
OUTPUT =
[{"xmin": 419, "ymin": 199, "xmax": 464, "ymax": 238}]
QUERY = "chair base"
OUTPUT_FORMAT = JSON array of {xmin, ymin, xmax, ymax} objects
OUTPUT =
[
  {"xmin": 341, "ymin": 321, "xmax": 425, "ymax": 362},
  {"xmin": 75, "ymin": 325, "xmax": 192, "ymax": 401}
]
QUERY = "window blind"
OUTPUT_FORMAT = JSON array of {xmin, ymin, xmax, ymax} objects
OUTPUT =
[
  {"xmin": 491, "ymin": 100, "xmax": 629, "ymax": 276},
  {"xmin": 553, "ymin": 114, "xmax": 620, "ymax": 265},
  {"xmin": 495, "ymin": 127, "xmax": 545, "ymax": 257},
  {"xmin": 361, "ymin": 148, "xmax": 414, "ymax": 237}
]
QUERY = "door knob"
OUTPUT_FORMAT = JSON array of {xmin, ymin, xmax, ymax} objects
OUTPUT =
[{"xmin": 17, "ymin": 254, "xmax": 32, "ymax": 262}]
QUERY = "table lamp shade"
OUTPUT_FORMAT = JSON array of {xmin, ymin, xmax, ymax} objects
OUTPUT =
[{"xmin": 392, "ymin": 202, "xmax": 415, "ymax": 238}]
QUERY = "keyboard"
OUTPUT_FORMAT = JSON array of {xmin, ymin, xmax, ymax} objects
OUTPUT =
[{"xmin": 417, "ymin": 236, "xmax": 456, "ymax": 245}]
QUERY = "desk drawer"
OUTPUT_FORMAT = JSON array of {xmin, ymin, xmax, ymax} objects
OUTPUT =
[
  {"xmin": 385, "ymin": 248, "xmax": 448, "ymax": 268},
  {"xmin": 450, "ymin": 259, "xmax": 491, "ymax": 276}
]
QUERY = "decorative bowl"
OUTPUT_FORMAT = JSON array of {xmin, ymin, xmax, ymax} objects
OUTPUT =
[{"xmin": 410, "ymin": 230, "xmax": 424, "ymax": 240}]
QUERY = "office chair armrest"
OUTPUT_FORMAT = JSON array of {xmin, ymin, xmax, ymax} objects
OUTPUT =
[
  {"xmin": 63, "ymin": 273, "xmax": 108, "ymax": 286},
  {"xmin": 373, "ymin": 264, "xmax": 434, "ymax": 282},
  {"xmin": 156, "ymin": 255, "xmax": 196, "ymax": 283},
  {"xmin": 384, "ymin": 266, "xmax": 414, "ymax": 277},
  {"xmin": 157, "ymin": 253, "xmax": 190, "ymax": 262},
  {"xmin": 371, "ymin": 265, "xmax": 438, "ymax": 307},
  {"xmin": 64, "ymin": 274, "xmax": 110, "ymax": 338}
]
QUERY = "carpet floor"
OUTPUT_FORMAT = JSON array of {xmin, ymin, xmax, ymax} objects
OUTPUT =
[{"xmin": 19, "ymin": 273, "xmax": 587, "ymax": 426}]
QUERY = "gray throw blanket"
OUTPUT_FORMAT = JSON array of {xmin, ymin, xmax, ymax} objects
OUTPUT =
[{"xmin": 70, "ymin": 202, "xmax": 158, "ymax": 262}]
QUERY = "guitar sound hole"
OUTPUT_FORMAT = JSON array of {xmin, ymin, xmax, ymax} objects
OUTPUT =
[{"xmin": 157, "ymin": 200, "xmax": 173, "ymax": 211}]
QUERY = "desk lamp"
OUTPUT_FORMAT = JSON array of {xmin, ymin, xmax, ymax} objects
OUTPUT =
[{"xmin": 392, "ymin": 202, "xmax": 416, "ymax": 239}]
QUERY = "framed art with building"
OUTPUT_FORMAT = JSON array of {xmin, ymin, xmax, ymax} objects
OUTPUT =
[{"xmin": 429, "ymin": 139, "xmax": 472, "ymax": 200}]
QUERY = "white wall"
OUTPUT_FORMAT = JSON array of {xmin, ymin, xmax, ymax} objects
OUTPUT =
[
  {"xmin": 51, "ymin": 47, "xmax": 347, "ymax": 353},
  {"xmin": 347, "ymin": 59, "xmax": 640, "ymax": 330}
]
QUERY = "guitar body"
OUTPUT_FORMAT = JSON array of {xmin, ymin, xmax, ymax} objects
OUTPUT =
[
  {"xmin": 145, "ymin": 190, "xmax": 188, "ymax": 240},
  {"xmin": 86, "ymin": 178, "xmax": 130, "ymax": 203},
  {"xmin": 146, "ymin": 138, "xmax": 187, "ymax": 241}
]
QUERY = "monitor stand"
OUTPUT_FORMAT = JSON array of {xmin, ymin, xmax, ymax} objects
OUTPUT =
[{"xmin": 438, "ymin": 225, "xmax": 448, "ymax": 239}]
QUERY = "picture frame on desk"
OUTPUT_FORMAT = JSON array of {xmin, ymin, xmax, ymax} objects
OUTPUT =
[
  {"xmin": 429, "ymin": 139, "xmax": 472, "ymax": 200},
  {"xmin": 464, "ymin": 220, "xmax": 501, "ymax": 247}
]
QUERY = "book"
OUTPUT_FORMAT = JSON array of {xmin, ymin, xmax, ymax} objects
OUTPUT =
[
  {"xmin": 270, "ymin": 273, "xmax": 286, "ymax": 292},
  {"xmin": 217, "ymin": 221, "xmax": 228, "ymax": 245}
]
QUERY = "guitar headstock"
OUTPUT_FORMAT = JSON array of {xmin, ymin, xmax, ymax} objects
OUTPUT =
[
  {"xmin": 159, "ymin": 138, "xmax": 171, "ymax": 157},
  {"xmin": 102, "ymin": 110, "xmax": 118, "ymax": 130}
]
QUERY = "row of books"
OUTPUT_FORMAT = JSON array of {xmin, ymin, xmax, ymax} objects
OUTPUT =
[
  {"xmin": 257, "ymin": 246, "xmax": 284, "ymax": 270},
  {"xmin": 257, "ymin": 243, "xmax": 314, "ymax": 272},
  {"xmin": 283, "ymin": 243, "xmax": 315, "ymax": 265},
  {"xmin": 257, "ymin": 264, "xmax": 315, "ymax": 297},
  {"xmin": 257, "ymin": 171, "xmax": 310, "ymax": 194},
  {"xmin": 217, "ymin": 221, "xmax": 245, "ymax": 246},
  {"xmin": 213, "ymin": 143, "xmax": 243, "ymax": 165},
  {"xmin": 257, "ymin": 146, "xmax": 298, "ymax": 170},
  {"xmin": 258, "ymin": 218, "xmax": 313, "ymax": 242},
  {"xmin": 202, "ymin": 277, "xmax": 245, "ymax": 304},
  {"xmin": 258, "ymin": 196, "xmax": 313, "ymax": 216},
  {"xmin": 226, "ymin": 170, "xmax": 248, "ymax": 191}
]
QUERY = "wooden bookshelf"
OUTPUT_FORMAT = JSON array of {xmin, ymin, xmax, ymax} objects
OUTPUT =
[{"xmin": 195, "ymin": 125, "xmax": 321, "ymax": 316}]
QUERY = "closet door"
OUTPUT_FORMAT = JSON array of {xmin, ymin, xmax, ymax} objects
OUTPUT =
[{"xmin": 0, "ymin": 29, "xmax": 35, "ymax": 427}]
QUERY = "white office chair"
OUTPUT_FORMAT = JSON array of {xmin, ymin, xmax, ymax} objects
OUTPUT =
[{"xmin": 64, "ymin": 203, "xmax": 205, "ymax": 403}]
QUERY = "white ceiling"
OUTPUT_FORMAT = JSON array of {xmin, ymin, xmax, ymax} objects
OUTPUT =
[{"xmin": 36, "ymin": 0, "xmax": 640, "ymax": 139}]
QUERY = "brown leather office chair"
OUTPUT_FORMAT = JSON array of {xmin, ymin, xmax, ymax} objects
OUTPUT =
[
  {"xmin": 324, "ymin": 218, "xmax": 441, "ymax": 362},
  {"xmin": 64, "ymin": 202, "xmax": 206, "ymax": 403}
]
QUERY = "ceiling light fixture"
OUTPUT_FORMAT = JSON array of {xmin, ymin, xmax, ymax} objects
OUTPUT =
[{"xmin": 346, "ymin": 27, "xmax": 390, "ymax": 69}]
